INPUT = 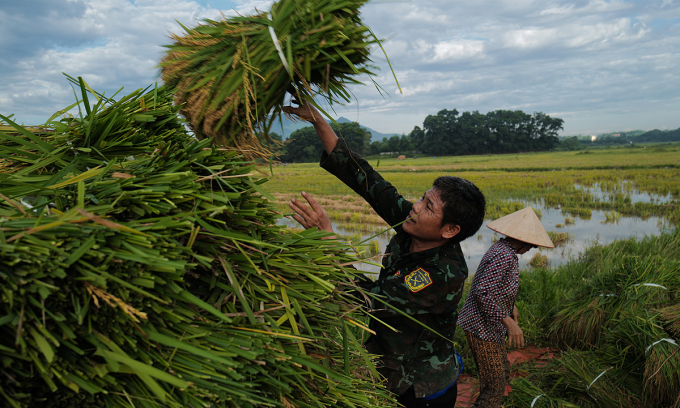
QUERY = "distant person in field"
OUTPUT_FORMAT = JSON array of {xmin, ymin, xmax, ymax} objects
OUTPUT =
[
  {"xmin": 457, "ymin": 207, "xmax": 554, "ymax": 408},
  {"xmin": 284, "ymin": 98, "xmax": 486, "ymax": 408}
]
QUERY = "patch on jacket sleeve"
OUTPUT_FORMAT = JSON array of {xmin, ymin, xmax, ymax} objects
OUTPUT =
[{"xmin": 404, "ymin": 268, "xmax": 433, "ymax": 292}]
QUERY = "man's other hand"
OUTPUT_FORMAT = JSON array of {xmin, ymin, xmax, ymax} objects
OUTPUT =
[{"xmin": 289, "ymin": 191, "xmax": 336, "ymax": 239}]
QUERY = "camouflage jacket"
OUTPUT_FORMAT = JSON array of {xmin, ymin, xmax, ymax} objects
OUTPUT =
[{"xmin": 320, "ymin": 140, "xmax": 468, "ymax": 398}]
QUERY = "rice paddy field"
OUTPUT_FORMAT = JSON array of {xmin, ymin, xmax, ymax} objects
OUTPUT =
[
  {"xmin": 266, "ymin": 144, "xmax": 680, "ymax": 406},
  {"xmin": 267, "ymin": 143, "xmax": 680, "ymax": 272}
]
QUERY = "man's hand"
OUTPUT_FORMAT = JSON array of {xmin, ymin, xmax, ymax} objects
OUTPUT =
[
  {"xmin": 502, "ymin": 315, "xmax": 524, "ymax": 349},
  {"xmin": 282, "ymin": 97, "xmax": 321, "ymax": 123},
  {"xmin": 289, "ymin": 191, "xmax": 336, "ymax": 239},
  {"xmin": 282, "ymin": 97, "xmax": 338, "ymax": 154}
]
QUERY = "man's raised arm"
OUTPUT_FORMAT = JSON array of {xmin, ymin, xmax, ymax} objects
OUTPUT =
[
  {"xmin": 282, "ymin": 98, "xmax": 337, "ymax": 154},
  {"xmin": 284, "ymin": 97, "xmax": 412, "ymax": 229}
]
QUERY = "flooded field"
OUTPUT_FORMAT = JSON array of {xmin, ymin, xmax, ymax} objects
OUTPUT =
[
  {"xmin": 269, "ymin": 144, "xmax": 680, "ymax": 274},
  {"xmin": 280, "ymin": 195, "xmax": 673, "ymax": 274}
]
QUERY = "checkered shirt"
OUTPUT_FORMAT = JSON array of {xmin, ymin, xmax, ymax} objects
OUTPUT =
[{"xmin": 457, "ymin": 238, "xmax": 519, "ymax": 343}]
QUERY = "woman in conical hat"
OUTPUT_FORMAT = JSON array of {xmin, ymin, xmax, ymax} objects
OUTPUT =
[{"xmin": 456, "ymin": 207, "xmax": 553, "ymax": 408}]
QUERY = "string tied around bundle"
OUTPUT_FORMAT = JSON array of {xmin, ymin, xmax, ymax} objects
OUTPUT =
[
  {"xmin": 645, "ymin": 338, "xmax": 678, "ymax": 355},
  {"xmin": 633, "ymin": 283, "xmax": 667, "ymax": 290},
  {"xmin": 531, "ymin": 394, "xmax": 545, "ymax": 407},
  {"xmin": 586, "ymin": 366, "xmax": 613, "ymax": 401},
  {"xmin": 267, "ymin": 13, "xmax": 291, "ymax": 77}
]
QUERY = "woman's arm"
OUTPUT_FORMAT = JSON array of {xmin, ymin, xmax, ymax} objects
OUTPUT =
[{"xmin": 502, "ymin": 313, "xmax": 524, "ymax": 348}]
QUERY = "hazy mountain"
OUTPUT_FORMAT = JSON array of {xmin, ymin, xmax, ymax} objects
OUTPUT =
[{"xmin": 270, "ymin": 115, "xmax": 399, "ymax": 142}]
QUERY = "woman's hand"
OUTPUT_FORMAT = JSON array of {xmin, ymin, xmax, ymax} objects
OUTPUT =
[
  {"xmin": 502, "ymin": 314, "xmax": 524, "ymax": 349},
  {"xmin": 289, "ymin": 191, "xmax": 336, "ymax": 239}
]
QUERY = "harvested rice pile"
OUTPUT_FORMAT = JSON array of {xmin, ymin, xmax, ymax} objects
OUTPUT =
[
  {"xmin": 161, "ymin": 0, "xmax": 393, "ymax": 157},
  {"xmin": 0, "ymin": 79, "xmax": 393, "ymax": 407},
  {"xmin": 506, "ymin": 234, "xmax": 680, "ymax": 408}
]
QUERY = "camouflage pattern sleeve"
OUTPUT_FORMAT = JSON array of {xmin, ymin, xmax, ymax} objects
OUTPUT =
[{"xmin": 320, "ymin": 138, "xmax": 412, "ymax": 228}]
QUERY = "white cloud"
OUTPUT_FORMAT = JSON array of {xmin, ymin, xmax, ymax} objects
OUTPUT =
[
  {"xmin": 432, "ymin": 39, "xmax": 486, "ymax": 61},
  {"xmin": 1, "ymin": 0, "xmax": 680, "ymax": 137}
]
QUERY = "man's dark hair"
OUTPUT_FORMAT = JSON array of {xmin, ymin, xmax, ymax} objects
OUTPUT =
[{"xmin": 432, "ymin": 176, "xmax": 486, "ymax": 242}]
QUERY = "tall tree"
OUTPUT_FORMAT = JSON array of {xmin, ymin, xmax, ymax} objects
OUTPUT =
[
  {"xmin": 420, "ymin": 109, "xmax": 460, "ymax": 154},
  {"xmin": 282, "ymin": 121, "xmax": 371, "ymax": 162}
]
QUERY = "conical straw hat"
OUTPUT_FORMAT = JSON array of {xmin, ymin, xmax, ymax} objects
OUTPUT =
[{"xmin": 486, "ymin": 207, "xmax": 555, "ymax": 248}]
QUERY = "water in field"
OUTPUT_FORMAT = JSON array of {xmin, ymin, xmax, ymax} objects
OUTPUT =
[
  {"xmin": 462, "ymin": 207, "xmax": 668, "ymax": 272},
  {"xmin": 574, "ymin": 181, "xmax": 676, "ymax": 204},
  {"xmin": 278, "ymin": 182, "xmax": 675, "ymax": 274}
]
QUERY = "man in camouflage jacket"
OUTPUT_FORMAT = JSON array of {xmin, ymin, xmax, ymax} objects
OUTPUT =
[{"xmin": 285, "ymin": 100, "xmax": 486, "ymax": 407}]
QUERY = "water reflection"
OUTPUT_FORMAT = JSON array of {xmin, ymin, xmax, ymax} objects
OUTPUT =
[
  {"xmin": 462, "ymin": 207, "xmax": 667, "ymax": 272},
  {"xmin": 278, "ymin": 197, "xmax": 673, "ymax": 275},
  {"xmin": 574, "ymin": 182, "xmax": 675, "ymax": 204}
]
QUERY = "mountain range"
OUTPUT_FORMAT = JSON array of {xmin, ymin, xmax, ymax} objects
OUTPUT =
[{"xmin": 269, "ymin": 115, "xmax": 400, "ymax": 142}]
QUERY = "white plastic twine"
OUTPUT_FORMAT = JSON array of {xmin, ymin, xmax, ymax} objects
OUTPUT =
[
  {"xmin": 645, "ymin": 338, "xmax": 679, "ymax": 355},
  {"xmin": 267, "ymin": 13, "xmax": 291, "ymax": 77},
  {"xmin": 531, "ymin": 394, "xmax": 545, "ymax": 407},
  {"xmin": 586, "ymin": 367, "xmax": 613, "ymax": 401},
  {"xmin": 633, "ymin": 283, "xmax": 668, "ymax": 290},
  {"xmin": 20, "ymin": 198, "xmax": 34, "ymax": 210}
]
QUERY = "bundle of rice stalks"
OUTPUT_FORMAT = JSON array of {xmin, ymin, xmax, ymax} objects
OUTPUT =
[
  {"xmin": 549, "ymin": 253, "xmax": 679, "ymax": 349},
  {"xmin": 509, "ymin": 233, "xmax": 680, "ymax": 408},
  {"xmin": 505, "ymin": 377, "xmax": 579, "ymax": 408},
  {"xmin": 619, "ymin": 255, "xmax": 679, "ymax": 308},
  {"xmin": 549, "ymin": 295, "xmax": 618, "ymax": 349},
  {"xmin": 529, "ymin": 351, "xmax": 642, "ymax": 408},
  {"xmin": 659, "ymin": 303, "xmax": 680, "ymax": 338},
  {"xmin": 161, "ymin": 0, "xmax": 396, "ymax": 156},
  {"xmin": 610, "ymin": 309, "xmax": 680, "ymax": 407},
  {"xmin": 0, "ymin": 78, "xmax": 393, "ymax": 407}
]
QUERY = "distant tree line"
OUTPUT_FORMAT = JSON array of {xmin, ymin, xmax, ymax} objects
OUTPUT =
[
  {"xmin": 557, "ymin": 127, "xmax": 680, "ymax": 150},
  {"xmin": 280, "ymin": 122, "xmax": 370, "ymax": 162},
  {"xmin": 280, "ymin": 109, "xmax": 564, "ymax": 162}
]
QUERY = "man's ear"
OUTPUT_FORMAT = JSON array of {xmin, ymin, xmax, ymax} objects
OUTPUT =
[{"xmin": 441, "ymin": 224, "xmax": 461, "ymax": 239}]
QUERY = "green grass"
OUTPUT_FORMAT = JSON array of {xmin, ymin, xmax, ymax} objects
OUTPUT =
[
  {"xmin": 267, "ymin": 145, "xmax": 680, "ymax": 225},
  {"xmin": 506, "ymin": 228, "xmax": 680, "ymax": 407}
]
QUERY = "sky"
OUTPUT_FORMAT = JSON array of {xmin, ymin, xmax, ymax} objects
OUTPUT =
[{"xmin": 1, "ymin": 0, "xmax": 679, "ymax": 136}]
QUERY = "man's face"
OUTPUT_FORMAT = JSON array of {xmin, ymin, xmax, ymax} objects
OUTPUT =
[{"xmin": 403, "ymin": 187, "xmax": 453, "ymax": 242}]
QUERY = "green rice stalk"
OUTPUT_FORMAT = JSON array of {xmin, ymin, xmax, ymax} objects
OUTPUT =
[
  {"xmin": 160, "ymin": 0, "xmax": 388, "ymax": 158},
  {"xmin": 533, "ymin": 351, "xmax": 643, "ymax": 408},
  {"xmin": 659, "ymin": 303, "xmax": 680, "ymax": 338},
  {"xmin": 549, "ymin": 296, "xmax": 617, "ymax": 349},
  {"xmin": 609, "ymin": 308, "xmax": 680, "ymax": 407},
  {"xmin": 0, "ymin": 78, "xmax": 394, "ymax": 407},
  {"xmin": 549, "ymin": 252, "xmax": 680, "ymax": 349},
  {"xmin": 504, "ymin": 377, "xmax": 579, "ymax": 408}
]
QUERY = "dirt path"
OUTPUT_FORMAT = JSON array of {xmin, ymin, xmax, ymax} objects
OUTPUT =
[{"xmin": 456, "ymin": 346, "xmax": 557, "ymax": 407}]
